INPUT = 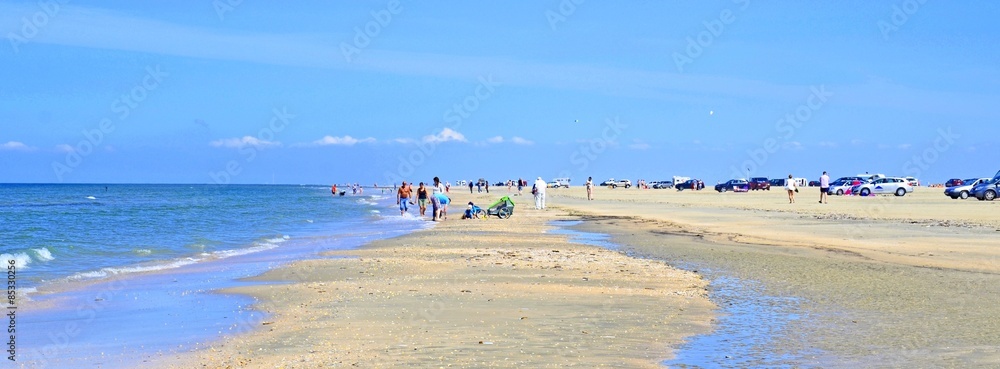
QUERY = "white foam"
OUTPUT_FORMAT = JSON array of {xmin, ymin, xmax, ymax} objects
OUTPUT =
[
  {"xmin": 1, "ymin": 253, "xmax": 31, "ymax": 269},
  {"xmin": 133, "ymin": 249, "xmax": 153, "ymax": 255},
  {"xmin": 32, "ymin": 248, "xmax": 54, "ymax": 261},
  {"xmin": 67, "ymin": 257, "xmax": 201, "ymax": 281},
  {"xmin": 85, "ymin": 196, "xmax": 97, "ymax": 200}
]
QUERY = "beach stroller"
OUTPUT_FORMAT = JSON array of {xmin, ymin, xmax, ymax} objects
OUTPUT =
[
  {"xmin": 486, "ymin": 196, "xmax": 515, "ymax": 219},
  {"xmin": 463, "ymin": 202, "xmax": 486, "ymax": 219}
]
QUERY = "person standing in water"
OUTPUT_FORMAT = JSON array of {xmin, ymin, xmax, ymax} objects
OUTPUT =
[
  {"xmin": 397, "ymin": 181, "xmax": 412, "ymax": 216},
  {"xmin": 417, "ymin": 182, "xmax": 429, "ymax": 216}
]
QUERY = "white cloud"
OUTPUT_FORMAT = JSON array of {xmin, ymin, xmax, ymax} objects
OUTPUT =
[
  {"xmin": 486, "ymin": 136, "xmax": 504, "ymax": 144},
  {"xmin": 312, "ymin": 135, "xmax": 375, "ymax": 146},
  {"xmin": 0, "ymin": 141, "xmax": 35, "ymax": 151},
  {"xmin": 628, "ymin": 139, "xmax": 650, "ymax": 150},
  {"xmin": 210, "ymin": 136, "xmax": 280, "ymax": 149},
  {"xmin": 783, "ymin": 141, "xmax": 804, "ymax": 150},
  {"xmin": 897, "ymin": 144, "xmax": 912, "ymax": 150},
  {"xmin": 422, "ymin": 128, "xmax": 466, "ymax": 144},
  {"xmin": 392, "ymin": 138, "xmax": 415, "ymax": 144},
  {"xmin": 54, "ymin": 144, "xmax": 75, "ymax": 153},
  {"xmin": 511, "ymin": 136, "xmax": 533, "ymax": 145}
]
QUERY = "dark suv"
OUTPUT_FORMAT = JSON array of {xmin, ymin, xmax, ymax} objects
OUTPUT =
[{"xmin": 749, "ymin": 177, "xmax": 770, "ymax": 191}]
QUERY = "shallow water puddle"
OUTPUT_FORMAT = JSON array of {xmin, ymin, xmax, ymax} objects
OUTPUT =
[{"xmin": 548, "ymin": 220, "xmax": 820, "ymax": 368}]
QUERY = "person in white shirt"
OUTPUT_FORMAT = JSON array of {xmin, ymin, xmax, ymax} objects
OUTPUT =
[
  {"xmin": 430, "ymin": 176, "xmax": 446, "ymax": 221},
  {"xmin": 819, "ymin": 171, "xmax": 830, "ymax": 204},
  {"xmin": 533, "ymin": 176, "xmax": 547, "ymax": 209},
  {"xmin": 785, "ymin": 174, "xmax": 797, "ymax": 204}
]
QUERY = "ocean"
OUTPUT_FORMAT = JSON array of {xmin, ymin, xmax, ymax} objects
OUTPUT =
[{"xmin": 1, "ymin": 184, "xmax": 425, "ymax": 367}]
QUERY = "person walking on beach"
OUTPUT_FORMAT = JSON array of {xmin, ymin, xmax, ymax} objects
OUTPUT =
[
  {"xmin": 417, "ymin": 182, "xmax": 429, "ymax": 216},
  {"xmin": 485, "ymin": 180, "xmax": 489, "ymax": 194},
  {"xmin": 431, "ymin": 177, "xmax": 446, "ymax": 221},
  {"xmin": 533, "ymin": 176, "xmax": 547, "ymax": 210},
  {"xmin": 517, "ymin": 178, "xmax": 524, "ymax": 195},
  {"xmin": 397, "ymin": 181, "xmax": 412, "ymax": 216},
  {"xmin": 586, "ymin": 176, "xmax": 594, "ymax": 200},
  {"xmin": 469, "ymin": 181, "xmax": 474, "ymax": 193},
  {"xmin": 785, "ymin": 174, "xmax": 797, "ymax": 203},
  {"xmin": 819, "ymin": 171, "xmax": 830, "ymax": 204}
]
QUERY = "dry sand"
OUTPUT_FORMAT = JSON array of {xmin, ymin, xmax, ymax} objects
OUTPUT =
[{"xmin": 154, "ymin": 190, "xmax": 713, "ymax": 368}]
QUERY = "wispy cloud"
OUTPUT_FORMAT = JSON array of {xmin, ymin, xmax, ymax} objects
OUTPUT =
[
  {"xmin": 0, "ymin": 141, "xmax": 35, "ymax": 151},
  {"xmin": 54, "ymin": 144, "xmax": 75, "ymax": 153},
  {"xmin": 488, "ymin": 136, "xmax": 533, "ymax": 145},
  {"xmin": 783, "ymin": 141, "xmax": 804, "ymax": 150},
  {"xmin": 628, "ymin": 139, "xmax": 650, "ymax": 150},
  {"xmin": 309, "ymin": 135, "xmax": 375, "ymax": 146},
  {"xmin": 422, "ymin": 128, "xmax": 466, "ymax": 144},
  {"xmin": 210, "ymin": 136, "xmax": 280, "ymax": 149},
  {"xmin": 511, "ymin": 136, "xmax": 533, "ymax": 145}
]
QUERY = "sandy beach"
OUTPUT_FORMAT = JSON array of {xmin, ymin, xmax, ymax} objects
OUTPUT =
[
  {"xmin": 154, "ymin": 185, "xmax": 1000, "ymax": 368},
  {"xmin": 156, "ymin": 190, "xmax": 713, "ymax": 368}
]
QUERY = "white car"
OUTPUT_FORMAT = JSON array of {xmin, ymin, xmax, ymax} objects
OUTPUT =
[
  {"xmin": 854, "ymin": 177, "xmax": 913, "ymax": 196},
  {"xmin": 547, "ymin": 181, "xmax": 568, "ymax": 188},
  {"xmin": 944, "ymin": 178, "xmax": 990, "ymax": 199}
]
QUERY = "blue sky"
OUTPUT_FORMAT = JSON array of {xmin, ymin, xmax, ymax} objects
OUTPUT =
[{"xmin": 2, "ymin": 0, "xmax": 998, "ymax": 185}]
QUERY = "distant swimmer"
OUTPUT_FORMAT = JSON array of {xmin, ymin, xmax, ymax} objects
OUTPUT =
[{"xmin": 331, "ymin": 184, "xmax": 338, "ymax": 195}]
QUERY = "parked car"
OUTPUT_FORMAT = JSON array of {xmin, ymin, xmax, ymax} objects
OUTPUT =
[
  {"xmin": 600, "ymin": 178, "xmax": 631, "ymax": 189},
  {"xmin": 944, "ymin": 178, "xmax": 964, "ymax": 187},
  {"xmin": 972, "ymin": 178, "xmax": 999, "ymax": 201},
  {"xmin": 944, "ymin": 178, "xmax": 990, "ymax": 199},
  {"xmin": 854, "ymin": 177, "xmax": 913, "ymax": 196},
  {"xmin": 552, "ymin": 178, "xmax": 571, "ymax": 187},
  {"xmin": 749, "ymin": 177, "xmax": 770, "ymax": 191},
  {"xmin": 715, "ymin": 179, "xmax": 750, "ymax": 193},
  {"xmin": 827, "ymin": 179, "xmax": 857, "ymax": 195},
  {"xmin": 808, "ymin": 180, "xmax": 821, "ymax": 187},
  {"xmin": 676, "ymin": 179, "xmax": 705, "ymax": 191},
  {"xmin": 904, "ymin": 176, "xmax": 920, "ymax": 187},
  {"xmin": 652, "ymin": 181, "xmax": 673, "ymax": 189},
  {"xmin": 547, "ymin": 181, "xmax": 565, "ymax": 188}
]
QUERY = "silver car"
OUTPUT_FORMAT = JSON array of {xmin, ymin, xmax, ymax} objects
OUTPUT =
[
  {"xmin": 944, "ymin": 178, "xmax": 990, "ymax": 199},
  {"xmin": 854, "ymin": 177, "xmax": 913, "ymax": 196}
]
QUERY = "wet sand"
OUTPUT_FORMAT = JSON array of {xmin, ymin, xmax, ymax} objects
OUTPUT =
[
  {"xmin": 155, "ymin": 190, "xmax": 713, "ymax": 368},
  {"xmin": 552, "ymin": 186, "xmax": 1000, "ymax": 367}
]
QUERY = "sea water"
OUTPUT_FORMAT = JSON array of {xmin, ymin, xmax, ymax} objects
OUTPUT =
[{"xmin": 0, "ymin": 184, "xmax": 425, "ymax": 367}]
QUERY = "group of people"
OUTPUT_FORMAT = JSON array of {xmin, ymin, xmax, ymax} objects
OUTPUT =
[
  {"xmin": 784, "ymin": 171, "xmax": 831, "ymax": 204},
  {"xmin": 396, "ymin": 177, "xmax": 451, "ymax": 221}
]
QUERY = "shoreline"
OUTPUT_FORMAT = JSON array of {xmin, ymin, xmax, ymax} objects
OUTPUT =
[{"xmin": 155, "ymin": 191, "xmax": 715, "ymax": 368}]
